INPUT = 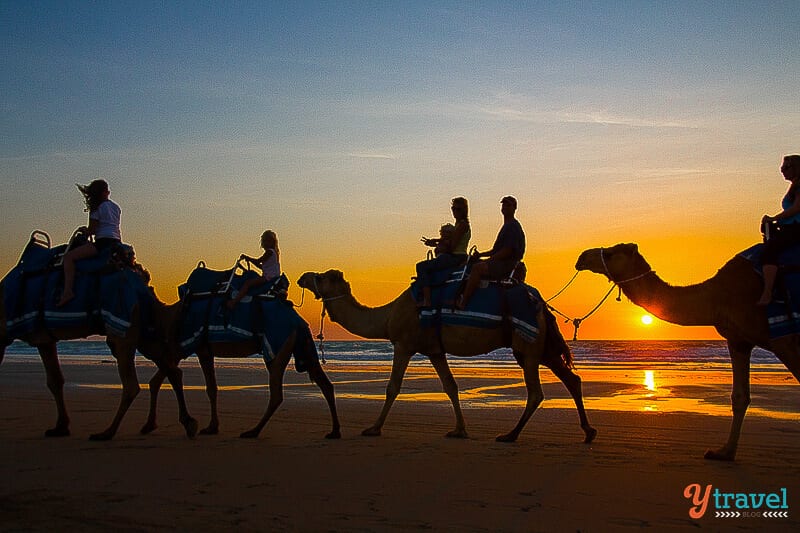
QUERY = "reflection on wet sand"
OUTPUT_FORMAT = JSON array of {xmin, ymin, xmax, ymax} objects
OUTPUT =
[
  {"xmin": 79, "ymin": 361, "xmax": 797, "ymax": 421},
  {"xmin": 329, "ymin": 366, "xmax": 797, "ymax": 421}
]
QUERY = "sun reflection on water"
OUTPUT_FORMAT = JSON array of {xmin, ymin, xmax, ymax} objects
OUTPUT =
[{"xmin": 643, "ymin": 370, "xmax": 656, "ymax": 391}]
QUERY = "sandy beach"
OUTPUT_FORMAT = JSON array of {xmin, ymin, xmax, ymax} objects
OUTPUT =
[{"xmin": 0, "ymin": 356, "xmax": 797, "ymax": 532}]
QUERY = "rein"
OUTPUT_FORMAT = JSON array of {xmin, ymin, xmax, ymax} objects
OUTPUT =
[
  {"xmin": 546, "ymin": 283, "xmax": 617, "ymax": 341},
  {"xmin": 547, "ymin": 248, "xmax": 653, "ymax": 340},
  {"xmin": 600, "ymin": 247, "xmax": 653, "ymax": 285},
  {"xmin": 309, "ymin": 275, "xmax": 350, "ymax": 365}
]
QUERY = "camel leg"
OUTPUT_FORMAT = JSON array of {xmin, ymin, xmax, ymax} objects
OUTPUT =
[
  {"xmin": 769, "ymin": 337, "xmax": 800, "ymax": 381},
  {"xmin": 428, "ymin": 353, "xmax": 468, "ymax": 438},
  {"xmin": 197, "ymin": 353, "xmax": 220, "ymax": 435},
  {"xmin": 90, "ymin": 346, "xmax": 140, "ymax": 441},
  {"xmin": 37, "ymin": 343, "xmax": 70, "ymax": 437},
  {"xmin": 307, "ymin": 364, "xmax": 342, "ymax": 439},
  {"xmin": 158, "ymin": 361, "xmax": 198, "ymax": 439},
  {"xmin": 240, "ymin": 349, "xmax": 292, "ymax": 439},
  {"xmin": 497, "ymin": 352, "xmax": 544, "ymax": 442},
  {"xmin": 362, "ymin": 346, "xmax": 413, "ymax": 436},
  {"xmin": 547, "ymin": 361, "xmax": 597, "ymax": 443},
  {"xmin": 705, "ymin": 340, "xmax": 753, "ymax": 461},
  {"xmin": 140, "ymin": 368, "xmax": 166, "ymax": 434}
]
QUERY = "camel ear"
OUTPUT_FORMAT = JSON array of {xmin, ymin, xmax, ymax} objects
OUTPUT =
[
  {"xmin": 621, "ymin": 243, "xmax": 638, "ymax": 255},
  {"xmin": 331, "ymin": 270, "xmax": 344, "ymax": 282}
]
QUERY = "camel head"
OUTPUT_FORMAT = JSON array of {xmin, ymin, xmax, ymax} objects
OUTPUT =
[
  {"xmin": 575, "ymin": 243, "xmax": 651, "ymax": 284},
  {"xmin": 298, "ymin": 270, "xmax": 352, "ymax": 301}
]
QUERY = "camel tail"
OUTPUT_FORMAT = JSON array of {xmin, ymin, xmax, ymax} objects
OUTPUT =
[{"xmin": 543, "ymin": 306, "xmax": 574, "ymax": 370}]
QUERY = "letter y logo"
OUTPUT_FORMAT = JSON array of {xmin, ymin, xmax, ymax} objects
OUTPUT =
[{"xmin": 684, "ymin": 483, "xmax": 712, "ymax": 519}]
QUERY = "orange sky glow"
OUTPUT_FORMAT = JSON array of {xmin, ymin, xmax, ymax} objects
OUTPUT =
[{"xmin": 2, "ymin": 3, "xmax": 798, "ymax": 341}]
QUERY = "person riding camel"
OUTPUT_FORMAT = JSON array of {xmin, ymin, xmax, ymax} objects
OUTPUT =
[
  {"xmin": 57, "ymin": 179, "xmax": 121, "ymax": 307},
  {"xmin": 457, "ymin": 196, "xmax": 525, "ymax": 310},
  {"xmin": 227, "ymin": 230, "xmax": 281, "ymax": 309}
]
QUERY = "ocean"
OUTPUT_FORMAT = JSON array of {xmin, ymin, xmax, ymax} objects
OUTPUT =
[{"xmin": 2, "ymin": 339, "xmax": 786, "ymax": 371}]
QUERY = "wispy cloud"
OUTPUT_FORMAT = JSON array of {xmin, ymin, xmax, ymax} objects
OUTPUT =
[
  {"xmin": 347, "ymin": 153, "xmax": 397, "ymax": 160},
  {"xmin": 554, "ymin": 110, "xmax": 699, "ymax": 129}
]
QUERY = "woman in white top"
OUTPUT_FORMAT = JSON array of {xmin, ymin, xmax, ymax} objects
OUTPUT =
[
  {"xmin": 227, "ymin": 230, "xmax": 281, "ymax": 309},
  {"xmin": 57, "ymin": 179, "xmax": 122, "ymax": 307}
]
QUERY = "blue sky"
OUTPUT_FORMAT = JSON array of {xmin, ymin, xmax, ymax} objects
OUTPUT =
[
  {"xmin": 2, "ymin": 1, "xmax": 799, "ymax": 338},
  {"xmin": 4, "ymin": 1, "xmax": 795, "ymax": 157}
]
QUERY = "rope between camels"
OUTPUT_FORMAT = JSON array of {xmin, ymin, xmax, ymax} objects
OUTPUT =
[
  {"xmin": 546, "ymin": 282, "xmax": 619, "ymax": 341},
  {"xmin": 546, "ymin": 270, "xmax": 580, "ymax": 302},
  {"xmin": 316, "ymin": 304, "xmax": 327, "ymax": 364}
]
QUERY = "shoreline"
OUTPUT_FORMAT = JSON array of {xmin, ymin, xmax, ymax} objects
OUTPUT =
[
  {"xmin": 2, "ymin": 355, "xmax": 796, "ymax": 419},
  {"xmin": 1, "ymin": 356, "xmax": 798, "ymax": 531}
]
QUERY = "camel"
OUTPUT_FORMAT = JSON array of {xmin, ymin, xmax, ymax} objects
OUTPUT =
[
  {"xmin": 140, "ymin": 300, "xmax": 341, "ymax": 440},
  {"xmin": 575, "ymin": 242, "xmax": 800, "ymax": 461},
  {"xmin": 0, "ymin": 281, "xmax": 198, "ymax": 441},
  {"xmin": 298, "ymin": 270, "xmax": 597, "ymax": 443}
]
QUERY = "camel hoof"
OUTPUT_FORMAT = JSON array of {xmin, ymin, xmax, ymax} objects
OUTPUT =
[
  {"xmin": 89, "ymin": 431, "xmax": 114, "ymax": 441},
  {"xmin": 446, "ymin": 429, "xmax": 468, "ymax": 439},
  {"xmin": 199, "ymin": 426, "xmax": 219, "ymax": 436},
  {"xmin": 239, "ymin": 429, "xmax": 260, "ymax": 439},
  {"xmin": 583, "ymin": 426, "xmax": 598, "ymax": 444},
  {"xmin": 325, "ymin": 429, "xmax": 342, "ymax": 439},
  {"xmin": 495, "ymin": 432, "xmax": 518, "ymax": 443},
  {"xmin": 361, "ymin": 427, "xmax": 382, "ymax": 437},
  {"xmin": 183, "ymin": 417, "xmax": 199, "ymax": 439},
  {"xmin": 704, "ymin": 448, "xmax": 735, "ymax": 461},
  {"xmin": 140, "ymin": 422, "xmax": 157, "ymax": 435},
  {"xmin": 44, "ymin": 427, "xmax": 70, "ymax": 438}
]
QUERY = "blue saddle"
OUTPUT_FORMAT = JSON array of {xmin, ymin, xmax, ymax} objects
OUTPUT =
[
  {"xmin": 410, "ymin": 266, "xmax": 542, "ymax": 343},
  {"xmin": 740, "ymin": 242, "xmax": 800, "ymax": 339},
  {"xmin": 2, "ymin": 236, "xmax": 152, "ymax": 340},
  {"xmin": 177, "ymin": 266, "xmax": 316, "ymax": 371}
]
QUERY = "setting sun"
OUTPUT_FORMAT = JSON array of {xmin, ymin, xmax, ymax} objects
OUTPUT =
[{"xmin": 641, "ymin": 315, "xmax": 654, "ymax": 326}]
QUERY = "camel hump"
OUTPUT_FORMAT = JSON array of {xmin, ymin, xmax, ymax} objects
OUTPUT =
[
  {"xmin": 413, "ymin": 266, "xmax": 543, "ymax": 342},
  {"xmin": 179, "ymin": 264, "xmax": 289, "ymax": 301},
  {"xmin": 177, "ymin": 270, "xmax": 303, "ymax": 365},
  {"xmin": 739, "ymin": 242, "xmax": 800, "ymax": 272},
  {"xmin": 2, "ymin": 236, "xmax": 150, "ymax": 340},
  {"xmin": 739, "ymin": 242, "xmax": 800, "ymax": 339}
]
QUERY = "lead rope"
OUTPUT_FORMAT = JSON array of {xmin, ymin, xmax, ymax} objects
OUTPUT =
[
  {"xmin": 546, "ymin": 271, "xmax": 580, "ymax": 303},
  {"xmin": 545, "ymin": 268, "xmax": 623, "ymax": 341},
  {"xmin": 316, "ymin": 303, "xmax": 327, "ymax": 364},
  {"xmin": 546, "ymin": 284, "xmax": 619, "ymax": 341}
]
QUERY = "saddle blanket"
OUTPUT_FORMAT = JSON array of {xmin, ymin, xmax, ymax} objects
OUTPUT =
[
  {"xmin": 2, "ymin": 239, "xmax": 150, "ymax": 340},
  {"xmin": 740, "ymin": 242, "xmax": 800, "ymax": 339},
  {"xmin": 178, "ymin": 266, "xmax": 317, "ymax": 372},
  {"xmin": 410, "ymin": 266, "xmax": 542, "ymax": 343}
]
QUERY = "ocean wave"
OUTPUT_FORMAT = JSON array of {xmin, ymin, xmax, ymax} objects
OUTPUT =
[{"xmin": 2, "ymin": 339, "xmax": 785, "ymax": 370}]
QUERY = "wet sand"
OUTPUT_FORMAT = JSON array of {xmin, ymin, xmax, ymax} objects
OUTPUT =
[{"xmin": 0, "ymin": 356, "xmax": 797, "ymax": 531}]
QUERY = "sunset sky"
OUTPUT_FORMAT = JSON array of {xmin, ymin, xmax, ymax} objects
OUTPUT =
[{"xmin": 2, "ymin": 1, "xmax": 799, "ymax": 340}]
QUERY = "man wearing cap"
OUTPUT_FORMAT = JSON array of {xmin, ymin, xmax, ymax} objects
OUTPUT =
[{"xmin": 457, "ymin": 196, "xmax": 526, "ymax": 310}]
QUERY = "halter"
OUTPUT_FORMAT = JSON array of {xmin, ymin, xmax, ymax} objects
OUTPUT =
[
  {"xmin": 312, "ymin": 275, "xmax": 348, "ymax": 302},
  {"xmin": 310, "ymin": 274, "xmax": 348, "ymax": 364},
  {"xmin": 600, "ymin": 247, "xmax": 653, "ymax": 285}
]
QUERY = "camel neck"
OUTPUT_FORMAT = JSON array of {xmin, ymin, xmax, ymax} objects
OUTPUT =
[
  {"xmin": 323, "ymin": 293, "xmax": 393, "ymax": 340},
  {"xmin": 620, "ymin": 274, "xmax": 717, "ymax": 327}
]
